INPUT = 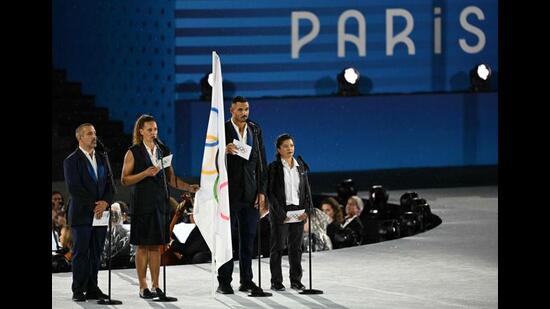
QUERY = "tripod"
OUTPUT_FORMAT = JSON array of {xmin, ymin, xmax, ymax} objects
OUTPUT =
[
  {"xmin": 297, "ymin": 156, "xmax": 323, "ymax": 295},
  {"xmin": 96, "ymin": 138, "xmax": 123, "ymax": 305},
  {"xmin": 248, "ymin": 121, "xmax": 272, "ymax": 297},
  {"xmin": 153, "ymin": 141, "xmax": 178, "ymax": 302}
]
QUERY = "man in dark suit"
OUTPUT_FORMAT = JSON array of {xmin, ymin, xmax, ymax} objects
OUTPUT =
[
  {"xmin": 216, "ymin": 96, "xmax": 268, "ymax": 294},
  {"xmin": 64, "ymin": 123, "xmax": 114, "ymax": 302}
]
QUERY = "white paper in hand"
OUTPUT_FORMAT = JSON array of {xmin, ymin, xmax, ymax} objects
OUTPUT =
[
  {"xmin": 285, "ymin": 209, "xmax": 305, "ymax": 224},
  {"xmin": 173, "ymin": 222, "xmax": 196, "ymax": 243},
  {"xmin": 92, "ymin": 211, "xmax": 110, "ymax": 226},
  {"xmin": 232, "ymin": 139, "xmax": 252, "ymax": 160},
  {"xmin": 155, "ymin": 154, "xmax": 173, "ymax": 168}
]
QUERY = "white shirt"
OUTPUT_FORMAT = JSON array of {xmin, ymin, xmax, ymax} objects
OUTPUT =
[
  {"xmin": 282, "ymin": 158, "xmax": 300, "ymax": 206},
  {"xmin": 143, "ymin": 142, "xmax": 160, "ymax": 167},
  {"xmin": 79, "ymin": 146, "xmax": 97, "ymax": 178},
  {"xmin": 231, "ymin": 118, "xmax": 248, "ymax": 145}
]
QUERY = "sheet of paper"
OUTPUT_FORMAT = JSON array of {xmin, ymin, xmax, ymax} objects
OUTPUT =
[
  {"xmin": 155, "ymin": 154, "xmax": 173, "ymax": 168},
  {"xmin": 92, "ymin": 211, "xmax": 110, "ymax": 226},
  {"xmin": 285, "ymin": 209, "xmax": 305, "ymax": 224},
  {"xmin": 173, "ymin": 223, "xmax": 196, "ymax": 243},
  {"xmin": 232, "ymin": 139, "xmax": 252, "ymax": 160}
]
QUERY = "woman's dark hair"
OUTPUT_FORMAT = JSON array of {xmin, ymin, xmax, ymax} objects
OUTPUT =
[{"xmin": 275, "ymin": 133, "xmax": 294, "ymax": 159}]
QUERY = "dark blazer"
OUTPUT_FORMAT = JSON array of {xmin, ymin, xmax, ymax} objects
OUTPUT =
[
  {"xmin": 225, "ymin": 120, "xmax": 267, "ymax": 206},
  {"xmin": 267, "ymin": 157, "xmax": 311, "ymax": 225},
  {"xmin": 64, "ymin": 148, "xmax": 114, "ymax": 226},
  {"xmin": 128, "ymin": 143, "xmax": 171, "ymax": 215}
]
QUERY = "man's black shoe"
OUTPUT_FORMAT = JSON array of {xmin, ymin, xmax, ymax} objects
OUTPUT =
[
  {"xmin": 270, "ymin": 282, "xmax": 285, "ymax": 291},
  {"xmin": 239, "ymin": 281, "xmax": 261, "ymax": 292},
  {"xmin": 216, "ymin": 284, "xmax": 234, "ymax": 294},
  {"xmin": 86, "ymin": 288, "xmax": 108, "ymax": 300},
  {"xmin": 139, "ymin": 288, "xmax": 154, "ymax": 299},
  {"xmin": 291, "ymin": 282, "xmax": 306, "ymax": 291},
  {"xmin": 72, "ymin": 292, "xmax": 86, "ymax": 302}
]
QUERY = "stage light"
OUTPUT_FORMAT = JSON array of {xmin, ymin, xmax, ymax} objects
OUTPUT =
[
  {"xmin": 469, "ymin": 63, "xmax": 492, "ymax": 92},
  {"xmin": 336, "ymin": 178, "xmax": 357, "ymax": 205},
  {"xmin": 337, "ymin": 67, "xmax": 360, "ymax": 96},
  {"xmin": 369, "ymin": 185, "xmax": 389, "ymax": 209}
]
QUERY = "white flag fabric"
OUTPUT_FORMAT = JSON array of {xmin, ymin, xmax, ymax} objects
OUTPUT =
[{"xmin": 193, "ymin": 51, "xmax": 232, "ymax": 273}]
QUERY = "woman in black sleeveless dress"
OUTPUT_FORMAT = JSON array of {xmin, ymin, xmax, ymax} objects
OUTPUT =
[{"xmin": 121, "ymin": 114, "xmax": 199, "ymax": 299}]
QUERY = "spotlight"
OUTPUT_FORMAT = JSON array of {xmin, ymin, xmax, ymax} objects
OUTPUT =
[
  {"xmin": 200, "ymin": 72, "xmax": 214, "ymax": 101},
  {"xmin": 369, "ymin": 185, "xmax": 389, "ymax": 214},
  {"xmin": 337, "ymin": 67, "xmax": 360, "ymax": 96},
  {"xmin": 469, "ymin": 63, "xmax": 492, "ymax": 92},
  {"xmin": 336, "ymin": 179, "xmax": 357, "ymax": 205}
]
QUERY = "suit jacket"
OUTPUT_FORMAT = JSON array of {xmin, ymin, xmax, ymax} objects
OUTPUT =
[
  {"xmin": 267, "ymin": 157, "xmax": 311, "ymax": 225},
  {"xmin": 64, "ymin": 148, "xmax": 114, "ymax": 226},
  {"xmin": 225, "ymin": 120, "xmax": 267, "ymax": 206}
]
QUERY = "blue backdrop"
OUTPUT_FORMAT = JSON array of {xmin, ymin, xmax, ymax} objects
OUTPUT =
[{"xmin": 175, "ymin": 92, "xmax": 497, "ymax": 177}]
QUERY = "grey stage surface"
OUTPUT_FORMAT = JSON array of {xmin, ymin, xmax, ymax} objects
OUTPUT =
[{"xmin": 52, "ymin": 186, "xmax": 498, "ymax": 308}]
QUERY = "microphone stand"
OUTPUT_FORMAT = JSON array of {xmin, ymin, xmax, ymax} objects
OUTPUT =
[
  {"xmin": 96, "ymin": 139, "xmax": 123, "ymax": 305},
  {"xmin": 248, "ymin": 122, "xmax": 272, "ymax": 297},
  {"xmin": 298, "ymin": 156, "xmax": 323, "ymax": 295},
  {"xmin": 153, "ymin": 141, "xmax": 177, "ymax": 302}
]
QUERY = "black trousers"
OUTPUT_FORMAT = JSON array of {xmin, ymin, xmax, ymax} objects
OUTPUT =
[
  {"xmin": 71, "ymin": 225, "xmax": 107, "ymax": 293},
  {"xmin": 218, "ymin": 202, "xmax": 259, "ymax": 285},
  {"xmin": 269, "ymin": 220, "xmax": 304, "ymax": 285}
]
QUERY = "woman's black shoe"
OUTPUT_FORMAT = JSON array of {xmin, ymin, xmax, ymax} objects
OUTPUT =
[
  {"xmin": 139, "ymin": 288, "xmax": 154, "ymax": 299},
  {"xmin": 154, "ymin": 288, "xmax": 166, "ymax": 298}
]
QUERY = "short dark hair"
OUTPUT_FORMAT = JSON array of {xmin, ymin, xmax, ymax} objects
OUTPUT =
[
  {"xmin": 275, "ymin": 133, "xmax": 294, "ymax": 159},
  {"xmin": 232, "ymin": 96, "xmax": 248, "ymax": 104}
]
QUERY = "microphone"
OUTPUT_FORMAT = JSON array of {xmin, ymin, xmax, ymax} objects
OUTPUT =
[
  {"xmin": 153, "ymin": 137, "xmax": 165, "ymax": 147},
  {"xmin": 153, "ymin": 137, "xmax": 165, "ymax": 155},
  {"xmin": 96, "ymin": 136, "xmax": 109, "ymax": 152},
  {"xmin": 297, "ymin": 155, "xmax": 310, "ymax": 172},
  {"xmin": 246, "ymin": 120, "xmax": 258, "ymax": 133}
]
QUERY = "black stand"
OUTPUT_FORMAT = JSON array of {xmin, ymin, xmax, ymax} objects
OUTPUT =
[
  {"xmin": 248, "ymin": 122, "xmax": 272, "ymax": 297},
  {"xmin": 297, "ymin": 156, "xmax": 323, "ymax": 295},
  {"xmin": 96, "ymin": 139, "xmax": 123, "ymax": 305},
  {"xmin": 153, "ymin": 143, "xmax": 178, "ymax": 302}
]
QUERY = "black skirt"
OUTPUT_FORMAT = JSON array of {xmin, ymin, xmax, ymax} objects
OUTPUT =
[{"xmin": 129, "ymin": 207, "xmax": 170, "ymax": 245}]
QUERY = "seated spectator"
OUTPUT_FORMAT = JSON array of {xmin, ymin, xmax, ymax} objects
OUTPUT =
[
  {"xmin": 52, "ymin": 191, "xmax": 65, "ymax": 213},
  {"xmin": 100, "ymin": 202, "xmax": 131, "ymax": 269},
  {"xmin": 52, "ymin": 225, "xmax": 72, "ymax": 273},
  {"xmin": 302, "ymin": 208, "xmax": 332, "ymax": 252},
  {"xmin": 321, "ymin": 197, "xmax": 345, "ymax": 249},
  {"xmin": 163, "ymin": 193, "xmax": 211, "ymax": 265},
  {"xmin": 332, "ymin": 196, "xmax": 365, "ymax": 248},
  {"xmin": 53, "ymin": 211, "xmax": 67, "ymax": 237},
  {"xmin": 117, "ymin": 201, "xmax": 131, "ymax": 224}
]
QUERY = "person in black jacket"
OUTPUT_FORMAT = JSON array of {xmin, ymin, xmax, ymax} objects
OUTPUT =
[
  {"xmin": 267, "ymin": 133, "xmax": 309, "ymax": 291},
  {"xmin": 63, "ymin": 123, "xmax": 113, "ymax": 301},
  {"xmin": 216, "ymin": 96, "xmax": 268, "ymax": 294},
  {"xmin": 121, "ymin": 114, "xmax": 199, "ymax": 299}
]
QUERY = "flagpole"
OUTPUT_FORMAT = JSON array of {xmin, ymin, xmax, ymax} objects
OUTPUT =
[{"xmin": 211, "ymin": 204, "xmax": 216, "ymax": 297}]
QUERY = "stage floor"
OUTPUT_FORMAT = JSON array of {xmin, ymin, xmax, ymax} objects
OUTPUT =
[{"xmin": 52, "ymin": 186, "xmax": 497, "ymax": 308}]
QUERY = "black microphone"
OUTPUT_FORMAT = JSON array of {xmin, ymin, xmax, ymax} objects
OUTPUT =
[
  {"xmin": 297, "ymin": 155, "xmax": 310, "ymax": 172},
  {"xmin": 153, "ymin": 137, "xmax": 165, "ymax": 147},
  {"xmin": 96, "ymin": 136, "xmax": 109, "ymax": 152},
  {"xmin": 247, "ymin": 120, "xmax": 256, "ymax": 127},
  {"xmin": 153, "ymin": 137, "xmax": 165, "ymax": 155}
]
